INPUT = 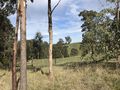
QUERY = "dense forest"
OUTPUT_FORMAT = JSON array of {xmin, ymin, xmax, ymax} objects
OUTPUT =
[{"xmin": 0, "ymin": 0, "xmax": 120, "ymax": 90}]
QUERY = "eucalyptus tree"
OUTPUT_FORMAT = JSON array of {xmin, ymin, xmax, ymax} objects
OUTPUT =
[
  {"xmin": 79, "ymin": 10, "xmax": 113, "ymax": 61},
  {"xmin": 14, "ymin": 0, "xmax": 33, "ymax": 90},
  {"xmin": 79, "ymin": 10, "xmax": 98, "ymax": 61},
  {"xmin": 0, "ymin": 0, "xmax": 17, "ymax": 64},
  {"xmin": 48, "ymin": 0, "xmax": 61, "ymax": 79},
  {"xmin": 33, "ymin": 32, "xmax": 43, "ymax": 59},
  {"xmin": 12, "ymin": 0, "xmax": 20, "ymax": 90},
  {"xmin": 19, "ymin": 0, "xmax": 27, "ymax": 89}
]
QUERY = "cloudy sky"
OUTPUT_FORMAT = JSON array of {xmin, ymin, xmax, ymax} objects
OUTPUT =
[{"xmin": 9, "ymin": 0, "xmax": 113, "ymax": 43}]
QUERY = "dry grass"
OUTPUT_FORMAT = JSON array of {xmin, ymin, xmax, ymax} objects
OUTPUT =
[
  {"xmin": 0, "ymin": 70, "xmax": 11, "ymax": 90},
  {"xmin": 0, "ymin": 66, "xmax": 120, "ymax": 90}
]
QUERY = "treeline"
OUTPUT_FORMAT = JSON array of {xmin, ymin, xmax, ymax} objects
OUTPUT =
[
  {"xmin": 0, "ymin": 29, "xmax": 79, "ymax": 68},
  {"xmin": 17, "ymin": 33, "xmax": 79, "ymax": 60}
]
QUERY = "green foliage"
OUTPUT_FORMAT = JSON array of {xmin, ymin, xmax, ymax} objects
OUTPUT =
[
  {"xmin": 16, "ymin": 32, "xmax": 49, "ymax": 60},
  {"xmin": 53, "ymin": 38, "xmax": 65, "ymax": 58},
  {"xmin": 33, "ymin": 32, "xmax": 43, "ymax": 59},
  {"xmin": 106, "ymin": 0, "xmax": 119, "ymax": 3},
  {"xmin": 53, "ymin": 45, "xmax": 63, "ymax": 58},
  {"xmin": 79, "ymin": 7, "xmax": 119, "ymax": 61},
  {"xmin": 20, "ymin": 35, "xmax": 77, "ymax": 60},
  {"xmin": 62, "ymin": 46, "xmax": 69, "ymax": 57},
  {"xmin": 0, "ymin": 0, "xmax": 17, "ymax": 16},
  {"xmin": 54, "ymin": 38, "xmax": 70, "ymax": 58},
  {"xmin": 26, "ymin": 33, "xmax": 48, "ymax": 60},
  {"xmin": 0, "ymin": 14, "xmax": 14, "ymax": 67},
  {"xmin": 0, "ymin": 0, "xmax": 16, "ymax": 69}
]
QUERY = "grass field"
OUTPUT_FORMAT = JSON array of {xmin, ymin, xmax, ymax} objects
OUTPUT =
[
  {"xmin": 0, "ymin": 56, "xmax": 120, "ymax": 90},
  {"xmin": 28, "ymin": 56, "xmax": 81, "ymax": 67}
]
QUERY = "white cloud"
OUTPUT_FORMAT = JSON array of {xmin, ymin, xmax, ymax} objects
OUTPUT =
[
  {"xmin": 25, "ymin": 0, "xmax": 83, "ymax": 42},
  {"xmin": 10, "ymin": 0, "xmax": 111, "ymax": 43},
  {"xmin": 69, "ymin": 4, "xmax": 79, "ymax": 16}
]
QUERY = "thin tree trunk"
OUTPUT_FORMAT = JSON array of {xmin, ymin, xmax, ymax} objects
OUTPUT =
[
  {"xmin": 19, "ymin": 0, "xmax": 27, "ymax": 90},
  {"xmin": 12, "ymin": 1, "xmax": 20, "ymax": 90},
  {"xmin": 48, "ymin": 0, "xmax": 53, "ymax": 79},
  {"xmin": 116, "ymin": 0, "xmax": 119, "ymax": 21}
]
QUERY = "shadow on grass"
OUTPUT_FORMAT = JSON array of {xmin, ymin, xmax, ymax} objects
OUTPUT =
[{"xmin": 55, "ymin": 59, "xmax": 120, "ymax": 70}]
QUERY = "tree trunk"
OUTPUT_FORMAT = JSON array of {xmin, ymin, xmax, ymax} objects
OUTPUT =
[
  {"xmin": 117, "ymin": 0, "xmax": 119, "ymax": 21},
  {"xmin": 48, "ymin": 0, "xmax": 53, "ymax": 79},
  {"xmin": 12, "ymin": 1, "xmax": 20, "ymax": 90},
  {"xmin": 118, "ymin": 55, "xmax": 120, "ymax": 65},
  {"xmin": 19, "ymin": 0, "xmax": 27, "ymax": 90}
]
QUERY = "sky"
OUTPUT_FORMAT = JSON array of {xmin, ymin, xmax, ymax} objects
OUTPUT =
[{"xmin": 9, "ymin": 0, "xmax": 113, "ymax": 43}]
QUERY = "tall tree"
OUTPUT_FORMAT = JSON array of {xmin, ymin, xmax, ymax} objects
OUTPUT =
[
  {"xmin": 33, "ymin": 32, "xmax": 43, "ymax": 59},
  {"xmin": 0, "ymin": 1, "xmax": 17, "ymax": 90},
  {"xmin": 79, "ymin": 10, "xmax": 113, "ymax": 61},
  {"xmin": 48, "ymin": 0, "xmax": 61, "ymax": 79},
  {"xmin": 19, "ymin": 0, "xmax": 27, "ymax": 90},
  {"xmin": 48, "ymin": 0, "xmax": 53, "ymax": 79},
  {"xmin": 12, "ymin": 0, "xmax": 20, "ymax": 89}
]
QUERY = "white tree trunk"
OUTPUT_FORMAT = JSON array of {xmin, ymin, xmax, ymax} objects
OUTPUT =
[{"xmin": 48, "ymin": 0, "xmax": 53, "ymax": 79}]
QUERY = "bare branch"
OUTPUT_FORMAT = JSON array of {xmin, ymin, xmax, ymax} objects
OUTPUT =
[{"xmin": 51, "ymin": 0, "xmax": 61, "ymax": 14}]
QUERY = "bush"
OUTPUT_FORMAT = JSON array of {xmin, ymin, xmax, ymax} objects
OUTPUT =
[
  {"xmin": 53, "ymin": 46, "xmax": 63, "ymax": 58},
  {"xmin": 62, "ymin": 46, "xmax": 69, "ymax": 58},
  {"xmin": 70, "ymin": 48, "xmax": 78, "ymax": 56}
]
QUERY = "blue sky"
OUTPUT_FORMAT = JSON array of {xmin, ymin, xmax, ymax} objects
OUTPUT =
[{"xmin": 9, "ymin": 0, "xmax": 113, "ymax": 43}]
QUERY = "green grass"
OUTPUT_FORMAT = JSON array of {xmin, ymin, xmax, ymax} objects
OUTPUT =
[{"xmin": 28, "ymin": 56, "xmax": 81, "ymax": 68}]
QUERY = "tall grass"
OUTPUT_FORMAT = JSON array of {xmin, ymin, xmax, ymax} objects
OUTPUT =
[{"xmin": 0, "ymin": 66, "xmax": 120, "ymax": 90}]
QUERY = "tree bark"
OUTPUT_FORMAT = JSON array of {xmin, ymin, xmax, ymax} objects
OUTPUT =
[
  {"xmin": 12, "ymin": 0, "xmax": 20, "ymax": 90},
  {"xmin": 19, "ymin": 0, "xmax": 27, "ymax": 90},
  {"xmin": 48, "ymin": 0, "xmax": 53, "ymax": 79}
]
